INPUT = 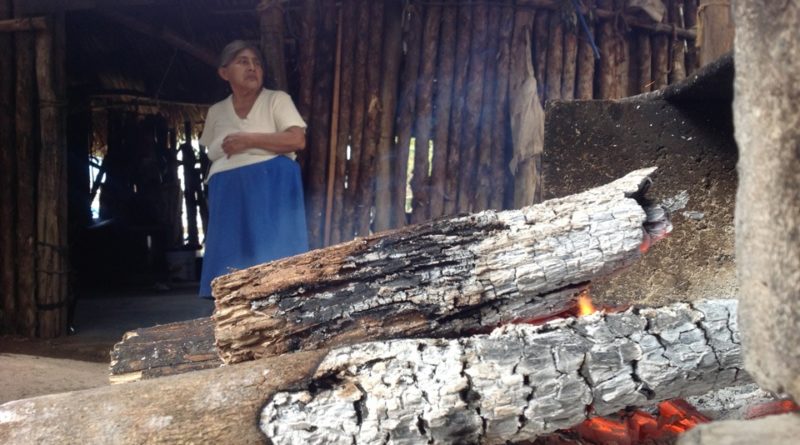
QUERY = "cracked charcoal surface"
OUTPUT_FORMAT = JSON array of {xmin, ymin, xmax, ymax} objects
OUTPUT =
[
  {"xmin": 261, "ymin": 299, "xmax": 749, "ymax": 444},
  {"xmin": 215, "ymin": 168, "xmax": 660, "ymax": 364}
]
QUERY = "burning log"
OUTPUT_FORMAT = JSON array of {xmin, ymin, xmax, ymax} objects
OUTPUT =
[
  {"xmin": 1, "ymin": 299, "xmax": 748, "ymax": 444},
  {"xmin": 213, "ymin": 168, "xmax": 670, "ymax": 365},
  {"xmin": 261, "ymin": 299, "xmax": 748, "ymax": 444}
]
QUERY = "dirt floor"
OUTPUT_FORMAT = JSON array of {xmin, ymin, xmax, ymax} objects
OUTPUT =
[{"xmin": 0, "ymin": 283, "xmax": 213, "ymax": 404}]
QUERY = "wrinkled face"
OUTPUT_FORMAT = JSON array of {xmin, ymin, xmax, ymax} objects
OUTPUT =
[{"xmin": 218, "ymin": 48, "xmax": 263, "ymax": 91}]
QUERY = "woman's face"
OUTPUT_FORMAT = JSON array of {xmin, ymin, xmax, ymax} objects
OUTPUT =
[{"xmin": 219, "ymin": 48, "xmax": 263, "ymax": 92}]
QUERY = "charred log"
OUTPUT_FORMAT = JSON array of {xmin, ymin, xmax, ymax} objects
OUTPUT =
[{"xmin": 213, "ymin": 168, "xmax": 670, "ymax": 364}]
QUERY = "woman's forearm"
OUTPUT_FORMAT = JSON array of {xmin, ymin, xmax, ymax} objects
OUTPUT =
[{"xmin": 244, "ymin": 127, "xmax": 306, "ymax": 153}]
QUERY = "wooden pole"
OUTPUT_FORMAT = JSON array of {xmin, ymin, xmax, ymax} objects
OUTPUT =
[
  {"xmin": 544, "ymin": 12, "xmax": 563, "ymax": 101},
  {"xmin": 409, "ymin": 4, "xmax": 441, "ymax": 224},
  {"xmin": 339, "ymin": 0, "xmax": 369, "ymax": 240},
  {"xmin": 322, "ymin": 5, "xmax": 342, "ymax": 247},
  {"xmin": 257, "ymin": 0, "xmax": 288, "ymax": 91},
  {"xmin": 294, "ymin": 0, "xmax": 316, "ymax": 176},
  {"xmin": 473, "ymin": 4, "xmax": 501, "ymax": 212},
  {"xmin": 35, "ymin": 20, "xmax": 68, "ymax": 338},
  {"xmin": 0, "ymin": 16, "xmax": 46, "ymax": 32},
  {"xmin": 652, "ymin": 32, "xmax": 670, "ymax": 90},
  {"xmin": 456, "ymin": 3, "xmax": 489, "ymax": 214},
  {"xmin": 489, "ymin": 1, "xmax": 514, "ymax": 210},
  {"xmin": 697, "ymin": 0, "xmax": 733, "ymax": 67},
  {"xmin": 428, "ymin": 5, "xmax": 457, "ymax": 220},
  {"xmin": 306, "ymin": 0, "xmax": 337, "ymax": 249},
  {"xmin": 329, "ymin": 0, "xmax": 356, "ymax": 245},
  {"xmin": 637, "ymin": 30, "xmax": 653, "ymax": 93},
  {"xmin": 372, "ymin": 0, "xmax": 404, "ymax": 232},
  {"xmin": 15, "ymin": 28, "xmax": 37, "ymax": 337},
  {"xmin": 597, "ymin": 0, "xmax": 617, "ymax": 99},
  {"xmin": 353, "ymin": 0, "xmax": 384, "ymax": 236},
  {"xmin": 180, "ymin": 122, "xmax": 199, "ymax": 248},
  {"xmin": 684, "ymin": 0, "xmax": 699, "ymax": 74},
  {"xmin": 390, "ymin": 1, "xmax": 424, "ymax": 226},
  {"xmin": 575, "ymin": 0, "xmax": 596, "ymax": 100},
  {"xmin": 533, "ymin": 10, "xmax": 549, "ymax": 101},
  {"xmin": 561, "ymin": 26, "xmax": 578, "ymax": 100},
  {"xmin": 443, "ymin": 3, "xmax": 473, "ymax": 216},
  {"xmin": 0, "ymin": 0, "xmax": 16, "ymax": 334},
  {"xmin": 669, "ymin": 0, "xmax": 687, "ymax": 84}
]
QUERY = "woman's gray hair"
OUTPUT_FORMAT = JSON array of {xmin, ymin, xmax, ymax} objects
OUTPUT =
[{"xmin": 218, "ymin": 40, "xmax": 263, "ymax": 68}]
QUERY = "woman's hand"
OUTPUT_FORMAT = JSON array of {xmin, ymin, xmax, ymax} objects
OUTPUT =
[{"xmin": 221, "ymin": 132, "xmax": 253, "ymax": 157}]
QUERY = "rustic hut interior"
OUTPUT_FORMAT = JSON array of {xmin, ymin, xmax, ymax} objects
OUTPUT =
[{"xmin": 2, "ymin": 1, "xmax": 799, "ymax": 444}]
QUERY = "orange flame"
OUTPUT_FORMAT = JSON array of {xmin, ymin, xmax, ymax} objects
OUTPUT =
[{"xmin": 577, "ymin": 290, "xmax": 596, "ymax": 316}]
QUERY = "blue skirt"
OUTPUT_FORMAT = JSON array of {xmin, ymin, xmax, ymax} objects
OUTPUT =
[{"xmin": 199, "ymin": 156, "xmax": 309, "ymax": 298}]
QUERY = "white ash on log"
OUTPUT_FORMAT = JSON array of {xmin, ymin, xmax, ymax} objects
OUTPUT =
[
  {"xmin": 261, "ymin": 299, "xmax": 749, "ymax": 445},
  {"xmin": 214, "ymin": 168, "xmax": 673, "ymax": 364},
  {"xmin": 0, "ymin": 299, "xmax": 747, "ymax": 444}
]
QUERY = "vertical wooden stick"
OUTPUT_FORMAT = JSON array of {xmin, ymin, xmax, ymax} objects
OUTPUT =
[
  {"xmin": 456, "ymin": 3, "xmax": 489, "ymax": 214},
  {"xmin": 561, "ymin": 25, "xmax": 578, "ymax": 100},
  {"xmin": 637, "ymin": 30, "xmax": 653, "ymax": 93},
  {"xmin": 306, "ymin": 0, "xmax": 337, "ymax": 248},
  {"xmin": 489, "ymin": 1, "xmax": 514, "ymax": 210},
  {"xmin": 258, "ymin": 0, "xmax": 289, "ymax": 91},
  {"xmin": 354, "ymin": 0, "xmax": 385, "ymax": 236},
  {"xmin": 0, "ymin": 0, "xmax": 17, "ymax": 334},
  {"xmin": 697, "ymin": 0, "xmax": 733, "ymax": 67},
  {"xmin": 428, "ymin": 5, "xmax": 457, "ymax": 220},
  {"xmin": 597, "ymin": 0, "xmax": 617, "ymax": 99},
  {"xmin": 669, "ymin": 0, "xmax": 687, "ymax": 84},
  {"xmin": 443, "ymin": 4, "xmax": 473, "ymax": 216},
  {"xmin": 15, "ymin": 29, "xmax": 37, "ymax": 337},
  {"xmin": 533, "ymin": 10, "xmax": 549, "ymax": 101},
  {"xmin": 409, "ymin": 4, "xmax": 441, "ymax": 224},
  {"xmin": 295, "ymin": 0, "xmax": 317, "ymax": 175},
  {"xmin": 373, "ymin": 0, "xmax": 404, "ymax": 232},
  {"xmin": 683, "ymin": 0, "xmax": 699, "ymax": 74},
  {"xmin": 575, "ymin": 0, "xmax": 597, "ymax": 100},
  {"xmin": 473, "ymin": 4, "xmax": 501, "ymax": 212},
  {"xmin": 322, "ymin": 5, "xmax": 343, "ymax": 247},
  {"xmin": 544, "ymin": 12, "xmax": 563, "ymax": 101},
  {"xmin": 330, "ymin": 0, "xmax": 357, "ymax": 245}
]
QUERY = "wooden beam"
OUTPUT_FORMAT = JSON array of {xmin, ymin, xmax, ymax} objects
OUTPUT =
[
  {"xmin": 97, "ymin": 10, "xmax": 217, "ymax": 67},
  {"xmin": 15, "ymin": 0, "xmax": 155, "ymax": 14},
  {"xmin": 0, "ymin": 17, "xmax": 46, "ymax": 32}
]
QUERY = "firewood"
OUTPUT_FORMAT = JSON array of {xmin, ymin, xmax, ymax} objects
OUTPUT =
[
  {"xmin": 213, "ymin": 168, "xmax": 669, "ymax": 364},
  {"xmin": 109, "ymin": 318, "xmax": 222, "ymax": 383},
  {"xmin": 261, "ymin": 299, "xmax": 749, "ymax": 444},
  {"xmin": 1, "ymin": 299, "xmax": 748, "ymax": 444}
]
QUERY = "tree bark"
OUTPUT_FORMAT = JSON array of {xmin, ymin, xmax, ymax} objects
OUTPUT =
[
  {"xmin": 213, "ymin": 168, "xmax": 669, "ymax": 365},
  {"xmin": 109, "ymin": 318, "xmax": 222, "ymax": 383},
  {"xmin": 0, "ymin": 299, "xmax": 748, "ymax": 445},
  {"xmin": 15, "ymin": 29, "xmax": 37, "ymax": 338},
  {"xmin": 262, "ymin": 299, "xmax": 748, "ymax": 444},
  {"xmin": 353, "ymin": 0, "xmax": 384, "ymax": 236},
  {"xmin": 409, "ymin": 4, "xmax": 441, "ymax": 224},
  {"xmin": 428, "ymin": 5, "xmax": 457, "ymax": 220},
  {"xmin": 456, "ymin": 3, "xmax": 489, "ymax": 214},
  {"xmin": 0, "ymin": 0, "xmax": 16, "ymax": 335},
  {"xmin": 372, "ymin": 0, "xmax": 403, "ymax": 232}
]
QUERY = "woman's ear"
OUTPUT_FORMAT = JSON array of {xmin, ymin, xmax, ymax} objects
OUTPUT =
[{"xmin": 218, "ymin": 67, "xmax": 229, "ymax": 81}]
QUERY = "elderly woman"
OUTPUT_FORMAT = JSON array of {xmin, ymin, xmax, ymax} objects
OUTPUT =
[{"xmin": 198, "ymin": 40, "xmax": 308, "ymax": 298}]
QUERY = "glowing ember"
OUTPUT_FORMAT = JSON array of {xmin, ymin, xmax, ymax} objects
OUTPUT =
[
  {"xmin": 577, "ymin": 290, "xmax": 596, "ymax": 316},
  {"xmin": 744, "ymin": 399, "xmax": 800, "ymax": 419}
]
